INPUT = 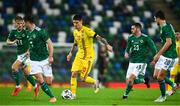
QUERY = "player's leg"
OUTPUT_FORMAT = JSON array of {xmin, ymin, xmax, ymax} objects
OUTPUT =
[
  {"xmin": 134, "ymin": 63, "xmax": 147, "ymax": 84},
  {"xmin": 122, "ymin": 63, "xmax": 136, "ymax": 99},
  {"xmin": 30, "ymin": 60, "xmax": 56, "ymax": 102},
  {"xmin": 42, "ymin": 63, "xmax": 53, "ymax": 86},
  {"xmin": 26, "ymin": 63, "xmax": 33, "ymax": 92},
  {"xmin": 167, "ymin": 64, "xmax": 178, "ymax": 95},
  {"xmin": 154, "ymin": 69, "xmax": 166, "ymax": 102},
  {"xmin": 123, "ymin": 74, "xmax": 136, "ymax": 99},
  {"xmin": 144, "ymin": 72, "xmax": 150, "ymax": 88},
  {"xmin": 80, "ymin": 59, "xmax": 99, "ymax": 93},
  {"xmin": 34, "ymin": 73, "xmax": 56, "ymax": 102},
  {"xmin": 23, "ymin": 66, "xmax": 40, "ymax": 96},
  {"xmin": 154, "ymin": 56, "xmax": 169, "ymax": 102},
  {"xmin": 11, "ymin": 60, "xmax": 22, "ymax": 96},
  {"xmin": 70, "ymin": 57, "xmax": 81, "ymax": 98},
  {"xmin": 44, "ymin": 77, "xmax": 53, "ymax": 85},
  {"xmin": 70, "ymin": 71, "xmax": 78, "ymax": 99}
]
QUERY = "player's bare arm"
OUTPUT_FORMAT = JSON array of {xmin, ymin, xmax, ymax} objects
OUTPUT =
[
  {"xmin": 67, "ymin": 43, "xmax": 77, "ymax": 61},
  {"xmin": 6, "ymin": 39, "xmax": 17, "ymax": 45},
  {"xmin": 152, "ymin": 38, "xmax": 172, "ymax": 64},
  {"xmin": 95, "ymin": 35, "xmax": 113, "ymax": 52},
  {"xmin": 47, "ymin": 38, "xmax": 54, "ymax": 64}
]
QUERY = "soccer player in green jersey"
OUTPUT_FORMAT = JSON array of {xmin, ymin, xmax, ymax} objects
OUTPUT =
[
  {"xmin": 24, "ymin": 15, "xmax": 56, "ymax": 102},
  {"xmin": 122, "ymin": 23, "xmax": 157, "ymax": 99},
  {"xmin": 6, "ymin": 16, "xmax": 39, "ymax": 97},
  {"xmin": 151, "ymin": 10, "xmax": 177, "ymax": 102}
]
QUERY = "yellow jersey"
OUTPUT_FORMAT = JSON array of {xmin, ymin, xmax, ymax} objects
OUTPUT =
[
  {"xmin": 73, "ymin": 26, "xmax": 96, "ymax": 59},
  {"xmin": 176, "ymin": 40, "xmax": 180, "ymax": 56}
]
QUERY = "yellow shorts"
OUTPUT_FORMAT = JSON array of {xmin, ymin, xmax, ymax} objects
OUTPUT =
[
  {"xmin": 71, "ymin": 56, "xmax": 94, "ymax": 78},
  {"xmin": 170, "ymin": 64, "xmax": 180, "ymax": 75}
]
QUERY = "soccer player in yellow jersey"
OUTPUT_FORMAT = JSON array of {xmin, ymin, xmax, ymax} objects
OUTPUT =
[
  {"xmin": 166, "ymin": 32, "xmax": 180, "ymax": 95},
  {"xmin": 67, "ymin": 14, "xmax": 113, "ymax": 99}
]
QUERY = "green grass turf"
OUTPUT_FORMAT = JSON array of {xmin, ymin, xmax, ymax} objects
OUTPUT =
[{"xmin": 0, "ymin": 87, "xmax": 179, "ymax": 105}]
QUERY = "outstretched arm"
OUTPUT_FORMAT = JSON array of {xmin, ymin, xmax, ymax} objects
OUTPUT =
[
  {"xmin": 95, "ymin": 35, "xmax": 113, "ymax": 52},
  {"xmin": 67, "ymin": 42, "xmax": 77, "ymax": 61}
]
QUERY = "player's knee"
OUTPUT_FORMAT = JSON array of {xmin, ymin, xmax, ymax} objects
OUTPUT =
[
  {"xmin": 170, "ymin": 75, "xmax": 175, "ymax": 78},
  {"xmin": 11, "ymin": 66, "xmax": 18, "ymax": 72},
  {"xmin": 35, "ymin": 75, "xmax": 44, "ymax": 83},
  {"xmin": 23, "ymin": 69, "xmax": 29, "ymax": 75},
  {"xmin": 157, "ymin": 76, "xmax": 164, "ymax": 80},
  {"xmin": 46, "ymin": 82, "xmax": 52, "ymax": 86},
  {"xmin": 80, "ymin": 77, "xmax": 86, "ymax": 82},
  {"xmin": 153, "ymin": 75, "xmax": 157, "ymax": 79},
  {"xmin": 128, "ymin": 80, "xmax": 133, "ymax": 85},
  {"xmin": 71, "ymin": 72, "xmax": 78, "ymax": 78}
]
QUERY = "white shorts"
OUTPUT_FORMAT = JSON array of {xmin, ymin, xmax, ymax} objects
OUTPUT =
[
  {"xmin": 30, "ymin": 58, "xmax": 53, "ymax": 77},
  {"xmin": 126, "ymin": 63, "xmax": 147, "ymax": 79},
  {"xmin": 155, "ymin": 55, "xmax": 176, "ymax": 71},
  {"xmin": 170, "ymin": 58, "xmax": 178, "ymax": 71},
  {"xmin": 17, "ymin": 53, "xmax": 29, "ymax": 63}
]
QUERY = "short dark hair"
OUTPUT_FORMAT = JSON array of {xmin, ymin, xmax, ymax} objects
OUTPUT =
[
  {"xmin": 23, "ymin": 15, "xmax": 34, "ymax": 23},
  {"xmin": 73, "ymin": 14, "xmax": 83, "ymax": 21},
  {"xmin": 15, "ymin": 15, "xmax": 23, "ymax": 21},
  {"xmin": 155, "ymin": 10, "xmax": 165, "ymax": 20},
  {"xmin": 132, "ymin": 23, "xmax": 142, "ymax": 29}
]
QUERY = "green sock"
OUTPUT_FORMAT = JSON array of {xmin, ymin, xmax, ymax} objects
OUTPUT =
[
  {"xmin": 158, "ymin": 80, "xmax": 166, "ymax": 97},
  {"xmin": 165, "ymin": 77, "xmax": 174, "ymax": 88},
  {"xmin": 41, "ymin": 82, "xmax": 54, "ymax": 98},
  {"xmin": 134, "ymin": 78, "xmax": 145, "ymax": 84},
  {"xmin": 124, "ymin": 84, "xmax": 133, "ymax": 96},
  {"xmin": 12, "ymin": 71, "xmax": 21, "ymax": 86},
  {"xmin": 25, "ymin": 75, "xmax": 36, "ymax": 87},
  {"xmin": 134, "ymin": 75, "xmax": 145, "ymax": 84}
]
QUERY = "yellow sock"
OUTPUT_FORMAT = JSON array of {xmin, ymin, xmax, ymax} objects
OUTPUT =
[
  {"xmin": 71, "ymin": 77, "xmax": 77, "ymax": 95},
  {"xmin": 167, "ymin": 77, "xmax": 175, "ymax": 91},
  {"xmin": 26, "ymin": 63, "xmax": 33, "ymax": 91},
  {"xmin": 85, "ymin": 76, "xmax": 96, "ymax": 84}
]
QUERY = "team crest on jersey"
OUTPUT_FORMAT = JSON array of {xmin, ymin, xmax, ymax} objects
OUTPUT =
[
  {"xmin": 33, "ymin": 34, "xmax": 36, "ymax": 39},
  {"xmin": 140, "ymin": 40, "xmax": 144, "ymax": 43},
  {"xmin": 22, "ymin": 34, "xmax": 25, "ymax": 37},
  {"xmin": 131, "ymin": 40, "xmax": 134, "ymax": 43},
  {"xmin": 76, "ymin": 35, "xmax": 81, "ymax": 41},
  {"xmin": 81, "ymin": 33, "xmax": 84, "ymax": 38}
]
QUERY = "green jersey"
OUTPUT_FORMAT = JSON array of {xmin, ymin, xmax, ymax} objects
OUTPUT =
[
  {"xmin": 125, "ymin": 34, "xmax": 157, "ymax": 63},
  {"xmin": 8, "ymin": 29, "xmax": 29, "ymax": 55},
  {"xmin": 159, "ymin": 23, "xmax": 177, "ymax": 58},
  {"xmin": 27, "ymin": 27, "xmax": 49, "ymax": 61}
]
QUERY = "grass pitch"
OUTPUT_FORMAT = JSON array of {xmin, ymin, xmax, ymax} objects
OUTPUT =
[{"xmin": 0, "ymin": 87, "xmax": 179, "ymax": 105}]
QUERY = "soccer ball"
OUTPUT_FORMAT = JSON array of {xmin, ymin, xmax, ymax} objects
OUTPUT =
[{"xmin": 61, "ymin": 89, "xmax": 73, "ymax": 99}]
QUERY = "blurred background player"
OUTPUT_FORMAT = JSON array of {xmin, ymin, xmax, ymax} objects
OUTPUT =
[
  {"xmin": 24, "ymin": 15, "xmax": 56, "ymax": 102},
  {"xmin": 166, "ymin": 31, "xmax": 180, "ymax": 96},
  {"xmin": 122, "ymin": 23, "xmax": 157, "ymax": 99},
  {"xmin": 152, "ymin": 10, "xmax": 177, "ymax": 102},
  {"xmin": 98, "ymin": 44, "xmax": 109, "ymax": 88},
  {"xmin": 6, "ymin": 16, "xmax": 39, "ymax": 96},
  {"xmin": 67, "ymin": 14, "xmax": 113, "ymax": 99}
]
